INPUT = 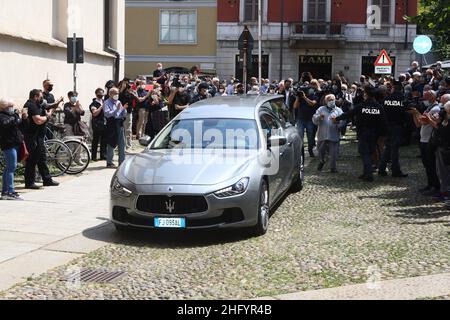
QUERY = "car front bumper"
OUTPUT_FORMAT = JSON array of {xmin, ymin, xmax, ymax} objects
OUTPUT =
[{"xmin": 110, "ymin": 184, "xmax": 260, "ymax": 230}]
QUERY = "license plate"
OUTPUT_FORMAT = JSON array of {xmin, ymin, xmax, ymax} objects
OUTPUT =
[{"xmin": 154, "ymin": 217, "xmax": 186, "ymax": 229}]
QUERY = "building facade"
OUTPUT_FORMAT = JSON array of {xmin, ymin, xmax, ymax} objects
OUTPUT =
[
  {"xmin": 125, "ymin": 0, "xmax": 217, "ymax": 79},
  {"xmin": 217, "ymin": 0, "xmax": 418, "ymax": 82},
  {"xmin": 0, "ymin": 0, "xmax": 125, "ymax": 108}
]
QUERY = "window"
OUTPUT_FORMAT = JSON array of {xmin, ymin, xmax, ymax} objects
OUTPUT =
[
  {"xmin": 160, "ymin": 9, "xmax": 197, "ymax": 44},
  {"xmin": 269, "ymin": 100, "xmax": 295, "ymax": 126},
  {"xmin": 307, "ymin": 0, "xmax": 327, "ymax": 22},
  {"xmin": 372, "ymin": 0, "xmax": 391, "ymax": 25},
  {"xmin": 244, "ymin": 0, "xmax": 258, "ymax": 22},
  {"xmin": 260, "ymin": 112, "xmax": 283, "ymax": 140}
]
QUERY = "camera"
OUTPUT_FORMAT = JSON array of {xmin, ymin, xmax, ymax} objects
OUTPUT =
[
  {"xmin": 293, "ymin": 84, "xmax": 312, "ymax": 98},
  {"xmin": 172, "ymin": 75, "xmax": 182, "ymax": 88}
]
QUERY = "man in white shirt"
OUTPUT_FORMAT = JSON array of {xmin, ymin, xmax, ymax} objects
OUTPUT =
[{"xmin": 408, "ymin": 90, "xmax": 441, "ymax": 194}]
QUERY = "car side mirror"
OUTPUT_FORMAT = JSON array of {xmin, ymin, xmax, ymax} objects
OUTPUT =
[
  {"xmin": 139, "ymin": 136, "xmax": 152, "ymax": 147},
  {"xmin": 267, "ymin": 136, "xmax": 287, "ymax": 148}
]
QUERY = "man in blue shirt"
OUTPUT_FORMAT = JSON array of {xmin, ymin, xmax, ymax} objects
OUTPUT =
[{"xmin": 104, "ymin": 87, "xmax": 127, "ymax": 168}]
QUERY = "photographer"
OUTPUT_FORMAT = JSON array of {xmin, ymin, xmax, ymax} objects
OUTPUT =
[
  {"xmin": 0, "ymin": 98, "xmax": 26, "ymax": 200},
  {"xmin": 153, "ymin": 63, "xmax": 167, "ymax": 86},
  {"xmin": 293, "ymin": 84, "xmax": 319, "ymax": 158},
  {"xmin": 24, "ymin": 89, "xmax": 59, "ymax": 189}
]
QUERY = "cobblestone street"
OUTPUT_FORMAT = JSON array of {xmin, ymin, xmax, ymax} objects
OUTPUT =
[{"xmin": 1, "ymin": 135, "xmax": 449, "ymax": 300}]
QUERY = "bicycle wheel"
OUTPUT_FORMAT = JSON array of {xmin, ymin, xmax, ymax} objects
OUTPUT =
[
  {"xmin": 45, "ymin": 140, "xmax": 73, "ymax": 177},
  {"xmin": 0, "ymin": 152, "xmax": 5, "ymax": 174},
  {"xmin": 64, "ymin": 140, "xmax": 91, "ymax": 175}
]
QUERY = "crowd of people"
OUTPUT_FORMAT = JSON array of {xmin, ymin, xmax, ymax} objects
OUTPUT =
[{"xmin": 1, "ymin": 61, "xmax": 449, "ymax": 206}]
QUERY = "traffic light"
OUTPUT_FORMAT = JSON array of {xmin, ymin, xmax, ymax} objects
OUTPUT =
[{"xmin": 67, "ymin": 37, "xmax": 84, "ymax": 64}]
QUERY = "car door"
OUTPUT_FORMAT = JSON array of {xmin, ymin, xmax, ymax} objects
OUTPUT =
[
  {"xmin": 269, "ymin": 99, "xmax": 299, "ymax": 188},
  {"xmin": 259, "ymin": 110, "xmax": 291, "ymax": 201}
]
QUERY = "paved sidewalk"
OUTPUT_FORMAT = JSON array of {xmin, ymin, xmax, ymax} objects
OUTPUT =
[
  {"xmin": 257, "ymin": 273, "xmax": 450, "ymax": 300},
  {"xmin": 0, "ymin": 166, "xmax": 119, "ymax": 291}
]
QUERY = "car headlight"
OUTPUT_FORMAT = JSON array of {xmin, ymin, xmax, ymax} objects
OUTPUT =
[
  {"xmin": 214, "ymin": 178, "xmax": 250, "ymax": 198},
  {"xmin": 111, "ymin": 176, "xmax": 132, "ymax": 197}
]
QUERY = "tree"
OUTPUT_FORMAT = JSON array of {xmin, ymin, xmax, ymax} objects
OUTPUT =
[{"xmin": 407, "ymin": 0, "xmax": 450, "ymax": 58}]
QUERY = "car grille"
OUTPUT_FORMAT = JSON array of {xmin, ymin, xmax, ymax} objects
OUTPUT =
[{"xmin": 136, "ymin": 195, "xmax": 208, "ymax": 215}]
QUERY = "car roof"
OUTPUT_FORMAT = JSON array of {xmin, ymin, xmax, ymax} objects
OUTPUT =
[{"xmin": 179, "ymin": 95, "xmax": 283, "ymax": 120}]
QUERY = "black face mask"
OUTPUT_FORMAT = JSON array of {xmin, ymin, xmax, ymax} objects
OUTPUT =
[{"xmin": 48, "ymin": 85, "xmax": 54, "ymax": 92}]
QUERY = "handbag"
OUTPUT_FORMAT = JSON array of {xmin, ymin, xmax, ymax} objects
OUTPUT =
[
  {"xmin": 19, "ymin": 141, "xmax": 29, "ymax": 163},
  {"xmin": 73, "ymin": 121, "xmax": 90, "ymax": 137}
]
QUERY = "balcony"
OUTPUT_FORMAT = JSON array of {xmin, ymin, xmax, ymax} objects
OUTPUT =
[{"xmin": 289, "ymin": 22, "xmax": 346, "ymax": 48}]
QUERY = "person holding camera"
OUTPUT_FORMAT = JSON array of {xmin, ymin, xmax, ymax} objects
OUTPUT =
[
  {"xmin": 90, "ymin": 88, "xmax": 107, "ymax": 161},
  {"xmin": 312, "ymin": 94, "xmax": 345, "ymax": 173},
  {"xmin": 293, "ymin": 85, "xmax": 319, "ymax": 158},
  {"xmin": 0, "ymin": 98, "xmax": 26, "ymax": 200},
  {"xmin": 24, "ymin": 89, "xmax": 59, "ymax": 189}
]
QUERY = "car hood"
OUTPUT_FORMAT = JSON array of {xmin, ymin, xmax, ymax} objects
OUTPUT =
[{"xmin": 120, "ymin": 149, "xmax": 259, "ymax": 186}]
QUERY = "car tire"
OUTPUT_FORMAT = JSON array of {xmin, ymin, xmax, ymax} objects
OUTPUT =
[
  {"xmin": 291, "ymin": 154, "xmax": 304, "ymax": 192},
  {"xmin": 250, "ymin": 179, "xmax": 270, "ymax": 237}
]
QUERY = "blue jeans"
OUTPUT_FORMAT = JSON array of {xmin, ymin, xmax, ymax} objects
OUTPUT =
[
  {"xmin": 297, "ymin": 119, "xmax": 316, "ymax": 153},
  {"xmin": 107, "ymin": 127, "xmax": 126, "ymax": 166},
  {"xmin": 2, "ymin": 147, "xmax": 19, "ymax": 194}
]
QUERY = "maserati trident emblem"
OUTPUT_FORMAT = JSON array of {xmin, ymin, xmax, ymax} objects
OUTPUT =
[{"xmin": 165, "ymin": 199, "xmax": 175, "ymax": 214}]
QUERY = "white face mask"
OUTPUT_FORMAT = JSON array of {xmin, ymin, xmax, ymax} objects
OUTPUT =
[
  {"xmin": 7, "ymin": 107, "xmax": 15, "ymax": 115},
  {"xmin": 327, "ymin": 101, "xmax": 336, "ymax": 109},
  {"xmin": 70, "ymin": 96, "xmax": 78, "ymax": 104},
  {"xmin": 113, "ymin": 95, "xmax": 119, "ymax": 101}
]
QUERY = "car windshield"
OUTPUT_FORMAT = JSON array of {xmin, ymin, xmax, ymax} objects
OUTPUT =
[{"xmin": 150, "ymin": 118, "xmax": 260, "ymax": 150}]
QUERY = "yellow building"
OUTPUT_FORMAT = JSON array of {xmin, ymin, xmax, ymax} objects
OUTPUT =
[{"xmin": 125, "ymin": 0, "xmax": 217, "ymax": 79}]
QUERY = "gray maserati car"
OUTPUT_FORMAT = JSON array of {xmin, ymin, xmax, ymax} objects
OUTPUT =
[{"xmin": 110, "ymin": 95, "xmax": 304, "ymax": 236}]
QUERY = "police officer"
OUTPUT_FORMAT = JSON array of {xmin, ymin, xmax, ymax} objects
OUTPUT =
[
  {"xmin": 335, "ymin": 86, "xmax": 387, "ymax": 182},
  {"xmin": 378, "ymin": 80, "xmax": 409, "ymax": 178}
]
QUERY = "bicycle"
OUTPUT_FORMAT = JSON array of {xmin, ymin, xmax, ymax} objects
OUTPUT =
[{"xmin": 46, "ymin": 125, "xmax": 91, "ymax": 175}]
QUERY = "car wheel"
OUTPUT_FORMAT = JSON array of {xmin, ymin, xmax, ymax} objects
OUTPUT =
[
  {"xmin": 250, "ymin": 180, "xmax": 270, "ymax": 237},
  {"xmin": 291, "ymin": 154, "xmax": 304, "ymax": 192}
]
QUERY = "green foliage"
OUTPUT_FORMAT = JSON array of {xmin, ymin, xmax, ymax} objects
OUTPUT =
[{"xmin": 408, "ymin": 0, "xmax": 450, "ymax": 58}]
